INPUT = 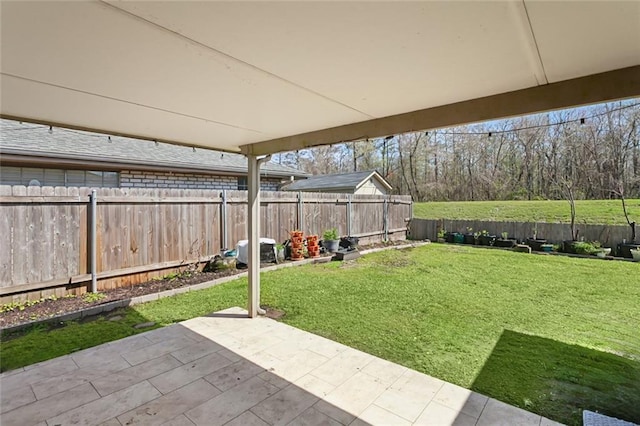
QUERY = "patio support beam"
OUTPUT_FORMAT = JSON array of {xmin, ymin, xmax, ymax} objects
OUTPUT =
[
  {"xmin": 241, "ymin": 65, "xmax": 640, "ymax": 156},
  {"xmin": 247, "ymin": 154, "xmax": 270, "ymax": 318}
]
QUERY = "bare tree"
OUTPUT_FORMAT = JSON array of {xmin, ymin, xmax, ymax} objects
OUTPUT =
[
  {"xmin": 611, "ymin": 180, "xmax": 637, "ymax": 242},
  {"xmin": 295, "ymin": 101, "xmax": 640, "ymax": 201}
]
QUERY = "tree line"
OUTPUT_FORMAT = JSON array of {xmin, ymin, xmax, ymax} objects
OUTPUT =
[{"xmin": 276, "ymin": 100, "xmax": 640, "ymax": 202}]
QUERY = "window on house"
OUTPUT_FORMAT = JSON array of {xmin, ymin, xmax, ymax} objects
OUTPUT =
[
  {"xmin": 66, "ymin": 170, "xmax": 86, "ymax": 186},
  {"xmin": 0, "ymin": 166, "xmax": 22, "ymax": 185},
  {"xmin": 21, "ymin": 168, "xmax": 44, "ymax": 186},
  {"xmin": 44, "ymin": 169, "xmax": 65, "ymax": 186},
  {"xmin": 0, "ymin": 166, "xmax": 119, "ymax": 187},
  {"xmin": 237, "ymin": 176, "xmax": 248, "ymax": 190}
]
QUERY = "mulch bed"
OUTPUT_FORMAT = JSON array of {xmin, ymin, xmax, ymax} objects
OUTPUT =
[
  {"xmin": 0, "ymin": 268, "xmax": 240, "ymax": 330},
  {"xmin": 0, "ymin": 240, "xmax": 413, "ymax": 330}
]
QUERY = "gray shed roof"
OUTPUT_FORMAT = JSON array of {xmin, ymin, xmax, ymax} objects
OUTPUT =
[
  {"xmin": 0, "ymin": 119, "xmax": 307, "ymax": 178},
  {"xmin": 282, "ymin": 170, "xmax": 391, "ymax": 193}
]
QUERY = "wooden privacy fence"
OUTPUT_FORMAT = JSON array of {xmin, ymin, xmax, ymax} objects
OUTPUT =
[
  {"xmin": 0, "ymin": 186, "xmax": 411, "ymax": 301},
  {"xmin": 410, "ymin": 218, "xmax": 634, "ymax": 246}
]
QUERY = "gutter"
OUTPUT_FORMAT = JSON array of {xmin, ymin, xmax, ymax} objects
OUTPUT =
[{"xmin": 0, "ymin": 151, "xmax": 310, "ymax": 179}]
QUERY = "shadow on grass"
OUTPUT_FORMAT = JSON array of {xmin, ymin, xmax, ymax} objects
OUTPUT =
[
  {"xmin": 470, "ymin": 330, "xmax": 640, "ymax": 426},
  {"xmin": 0, "ymin": 317, "xmax": 361, "ymax": 426},
  {"xmin": 0, "ymin": 307, "xmax": 159, "ymax": 372}
]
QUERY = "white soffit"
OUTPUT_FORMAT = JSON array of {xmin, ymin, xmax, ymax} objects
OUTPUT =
[
  {"xmin": 106, "ymin": 1, "xmax": 543, "ymax": 117},
  {"xmin": 526, "ymin": 1, "xmax": 640, "ymax": 83},
  {"xmin": 1, "ymin": 1, "xmax": 639, "ymax": 155}
]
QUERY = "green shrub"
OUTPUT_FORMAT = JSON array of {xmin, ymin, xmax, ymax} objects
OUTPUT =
[
  {"xmin": 323, "ymin": 228, "xmax": 339, "ymax": 240},
  {"xmin": 573, "ymin": 241, "xmax": 598, "ymax": 255}
]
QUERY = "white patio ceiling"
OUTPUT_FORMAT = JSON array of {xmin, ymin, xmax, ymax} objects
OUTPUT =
[{"xmin": 1, "ymin": 1, "xmax": 639, "ymax": 156}]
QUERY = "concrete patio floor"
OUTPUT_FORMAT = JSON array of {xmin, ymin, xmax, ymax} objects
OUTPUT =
[{"xmin": 0, "ymin": 307, "xmax": 563, "ymax": 426}]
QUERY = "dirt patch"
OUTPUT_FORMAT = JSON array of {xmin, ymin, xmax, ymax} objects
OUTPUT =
[
  {"xmin": 339, "ymin": 260, "xmax": 361, "ymax": 270},
  {"xmin": 263, "ymin": 306, "xmax": 286, "ymax": 320},
  {"xmin": 379, "ymin": 257, "xmax": 416, "ymax": 268},
  {"xmin": 0, "ymin": 268, "xmax": 239, "ymax": 329}
]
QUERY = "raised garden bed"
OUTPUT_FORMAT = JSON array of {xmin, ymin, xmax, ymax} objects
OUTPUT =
[
  {"xmin": 526, "ymin": 238, "xmax": 548, "ymax": 252},
  {"xmin": 617, "ymin": 242, "xmax": 640, "ymax": 259}
]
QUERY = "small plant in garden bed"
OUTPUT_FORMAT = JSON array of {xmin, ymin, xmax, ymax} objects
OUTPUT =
[
  {"xmin": 151, "ymin": 269, "xmax": 200, "ymax": 282},
  {"xmin": 82, "ymin": 292, "xmax": 106, "ymax": 303},
  {"xmin": 1, "ymin": 295, "xmax": 65, "ymax": 313},
  {"xmin": 572, "ymin": 241, "xmax": 600, "ymax": 255}
]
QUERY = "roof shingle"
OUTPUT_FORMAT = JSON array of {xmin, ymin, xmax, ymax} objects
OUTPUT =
[
  {"xmin": 0, "ymin": 119, "xmax": 307, "ymax": 177},
  {"xmin": 282, "ymin": 170, "xmax": 389, "ymax": 192}
]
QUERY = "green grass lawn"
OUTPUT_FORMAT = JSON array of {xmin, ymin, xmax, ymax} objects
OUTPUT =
[
  {"xmin": 2, "ymin": 245, "xmax": 639, "ymax": 425},
  {"xmin": 413, "ymin": 199, "xmax": 640, "ymax": 225}
]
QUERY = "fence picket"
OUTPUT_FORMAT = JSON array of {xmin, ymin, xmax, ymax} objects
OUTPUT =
[
  {"xmin": 0, "ymin": 186, "xmax": 410, "ymax": 301},
  {"xmin": 410, "ymin": 218, "xmax": 633, "ymax": 247}
]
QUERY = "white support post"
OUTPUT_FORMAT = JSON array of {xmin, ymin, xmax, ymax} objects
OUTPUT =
[
  {"xmin": 247, "ymin": 154, "xmax": 270, "ymax": 318},
  {"xmin": 221, "ymin": 190, "xmax": 228, "ymax": 250},
  {"xmin": 247, "ymin": 155, "xmax": 260, "ymax": 318}
]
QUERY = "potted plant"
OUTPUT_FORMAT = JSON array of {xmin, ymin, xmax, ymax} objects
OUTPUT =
[
  {"xmin": 323, "ymin": 228, "xmax": 340, "ymax": 253},
  {"xmin": 495, "ymin": 231, "xmax": 516, "ymax": 248},
  {"xmin": 275, "ymin": 243, "xmax": 285, "ymax": 263},
  {"xmin": 631, "ymin": 248, "xmax": 640, "ymax": 261},
  {"xmin": 339, "ymin": 236, "xmax": 359, "ymax": 250},
  {"xmin": 437, "ymin": 228, "xmax": 447, "ymax": 243},
  {"xmin": 306, "ymin": 235, "xmax": 320, "ymax": 258},
  {"xmin": 289, "ymin": 230, "xmax": 305, "ymax": 261},
  {"xmin": 477, "ymin": 230, "xmax": 496, "ymax": 246},
  {"xmin": 595, "ymin": 247, "xmax": 612, "ymax": 258},
  {"xmin": 526, "ymin": 234, "xmax": 547, "ymax": 252},
  {"xmin": 444, "ymin": 231, "xmax": 455, "ymax": 244},
  {"xmin": 463, "ymin": 227, "xmax": 475, "ymax": 245},
  {"xmin": 540, "ymin": 243, "xmax": 554, "ymax": 253}
]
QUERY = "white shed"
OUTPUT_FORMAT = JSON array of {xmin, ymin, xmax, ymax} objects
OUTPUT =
[{"xmin": 282, "ymin": 170, "xmax": 392, "ymax": 195}]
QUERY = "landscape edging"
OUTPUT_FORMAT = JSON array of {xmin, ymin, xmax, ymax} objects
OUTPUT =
[{"xmin": 1, "ymin": 242, "xmax": 427, "ymax": 335}]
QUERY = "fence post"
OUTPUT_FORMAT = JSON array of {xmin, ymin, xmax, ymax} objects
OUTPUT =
[
  {"xmin": 347, "ymin": 194, "xmax": 352, "ymax": 236},
  {"xmin": 89, "ymin": 189, "xmax": 97, "ymax": 294},
  {"xmin": 410, "ymin": 196, "xmax": 414, "ymax": 219},
  {"xmin": 297, "ymin": 191, "xmax": 304, "ymax": 231},
  {"xmin": 383, "ymin": 196, "xmax": 389, "ymax": 241},
  {"xmin": 221, "ymin": 190, "xmax": 228, "ymax": 250}
]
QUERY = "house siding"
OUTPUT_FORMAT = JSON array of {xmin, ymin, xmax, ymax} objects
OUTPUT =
[
  {"xmin": 354, "ymin": 178, "xmax": 388, "ymax": 195},
  {"xmin": 120, "ymin": 170, "xmax": 281, "ymax": 191}
]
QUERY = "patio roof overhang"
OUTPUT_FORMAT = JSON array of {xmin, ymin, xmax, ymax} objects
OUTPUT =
[
  {"xmin": 2, "ymin": 1, "xmax": 639, "ymax": 318},
  {"xmin": 1, "ymin": 1, "xmax": 639, "ymax": 155}
]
